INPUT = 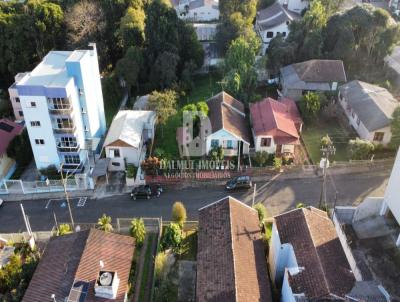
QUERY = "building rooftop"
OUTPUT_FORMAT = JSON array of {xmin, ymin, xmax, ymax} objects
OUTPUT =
[
  {"xmin": 0, "ymin": 119, "xmax": 24, "ymax": 156},
  {"xmin": 196, "ymin": 196, "xmax": 273, "ymax": 302},
  {"xmin": 339, "ymin": 80, "xmax": 399, "ymax": 132},
  {"xmin": 22, "ymin": 229, "xmax": 135, "ymax": 302},
  {"xmin": 104, "ymin": 110, "xmax": 156, "ymax": 149},
  {"xmin": 250, "ymin": 97, "xmax": 301, "ymax": 144},
  {"xmin": 274, "ymin": 207, "xmax": 355, "ymax": 299},
  {"xmin": 17, "ymin": 50, "xmax": 90, "ymax": 88},
  {"xmin": 207, "ymin": 91, "xmax": 251, "ymax": 144},
  {"xmin": 256, "ymin": 2, "xmax": 297, "ymax": 30}
]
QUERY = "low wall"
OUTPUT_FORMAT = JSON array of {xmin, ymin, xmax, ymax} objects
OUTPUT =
[{"xmin": 352, "ymin": 197, "xmax": 384, "ymax": 222}]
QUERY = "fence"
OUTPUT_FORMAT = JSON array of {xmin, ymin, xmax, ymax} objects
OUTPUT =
[
  {"xmin": 0, "ymin": 173, "xmax": 93, "ymax": 195},
  {"xmin": 0, "ymin": 231, "xmax": 53, "ymax": 243}
]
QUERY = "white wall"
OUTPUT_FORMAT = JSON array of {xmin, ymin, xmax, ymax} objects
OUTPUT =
[
  {"xmin": 383, "ymin": 149, "xmax": 400, "ymax": 225},
  {"xmin": 177, "ymin": 5, "xmax": 219, "ymax": 22},
  {"xmin": 8, "ymin": 87, "xmax": 23, "ymax": 121},
  {"xmin": 254, "ymin": 134, "xmax": 277, "ymax": 153},
  {"xmin": 206, "ymin": 129, "xmax": 240, "ymax": 154},
  {"xmin": 281, "ymin": 270, "xmax": 297, "ymax": 302},
  {"xmin": 106, "ymin": 145, "xmax": 141, "ymax": 171},
  {"xmin": 259, "ymin": 22, "xmax": 290, "ymax": 54},
  {"xmin": 279, "ymin": 0, "xmax": 309, "ymax": 13},
  {"xmin": 353, "ymin": 197, "xmax": 384, "ymax": 222}
]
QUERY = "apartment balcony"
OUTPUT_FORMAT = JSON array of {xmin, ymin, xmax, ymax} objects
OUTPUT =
[
  {"xmin": 56, "ymin": 142, "xmax": 80, "ymax": 153},
  {"xmin": 48, "ymin": 98, "xmax": 73, "ymax": 115},
  {"xmin": 53, "ymin": 125, "xmax": 76, "ymax": 134},
  {"xmin": 49, "ymin": 106, "xmax": 73, "ymax": 115}
]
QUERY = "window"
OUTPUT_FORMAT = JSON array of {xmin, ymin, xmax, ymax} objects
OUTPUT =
[
  {"xmin": 56, "ymin": 118, "xmax": 73, "ymax": 129},
  {"xmin": 373, "ymin": 132, "xmax": 384, "ymax": 142},
  {"xmin": 196, "ymin": 143, "xmax": 199, "ymax": 147},
  {"xmin": 226, "ymin": 140, "xmax": 233, "ymax": 149},
  {"xmin": 111, "ymin": 162, "xmax": 121, "ymax": 167},
  {"xmin": 18, "ymin": 111, "xmax": 24, "ymax": 117},
  {"xmin": 35, "ymin": 139, "xmax": 45, "ymax": 145},
  {"xmin": 266, "ymin": 31, "xmax": 274, "ymax": 38},
  {"xmin": 64, "ymin": 155, "xmax": 80, "ymax": 164},
  {"xmin": 15, "ymin": 97, "xmax": 20, "ymax": 103},
  {"xmin": 282, "ymin": 32, "xmax": 287, "ymax": 37},
  {"xmin": 60, "ymin": 137, "xmax": 77, "ymax": 147},
  {"xmin": 261, "ymin": 137, "xmax": 271, "ymax": 147},
  {"xmin": 50, "ymin": 97, "xmax": 70, "ymax": 109},
  {"xmin": 29, "ymin": 101, "xmax": 36, "ymax": 108},
  {"xmin": 30, "ymin": 121, "xmax": 41, "ymax": 127},
  {"xmin": 109, "ymin": 149, "xmax": 120, "ymax": 158},
  {"xmin": 211, "ymin": 139, "xmax": 219, "ymax": 148}
]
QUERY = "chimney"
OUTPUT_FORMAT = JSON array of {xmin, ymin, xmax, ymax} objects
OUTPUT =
[{"xmin": 94, "ymin": 271, "xmax": 120, "ymax": 299}]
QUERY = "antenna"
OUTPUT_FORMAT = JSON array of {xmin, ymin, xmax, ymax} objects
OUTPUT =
[{"xmin": 51, "ymin": 294, "xmax": 57, "ymax": 302}]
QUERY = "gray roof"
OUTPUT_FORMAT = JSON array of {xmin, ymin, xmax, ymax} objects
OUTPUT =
[
  {"xmin": 339, "ymin": 80, "xmax": 399, "ymax": 132},
  {"xmin": 281, "ymin": 60, "xmax": 347, "ymax": 91},
  {"xmin": 346, "ymin": 281, "xmax": 390, "ymax": 302},
  {"xmin": 256, "ymin": 2, "xmax": 296, "ymax": 30}
]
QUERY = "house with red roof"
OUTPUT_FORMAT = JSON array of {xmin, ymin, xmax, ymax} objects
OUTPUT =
[
  {"xmin": 0, "ymin": 119, "xmax": 24, "ymax": 180},
  {"xmin": 250, "ymin": 97, "xmax": 302, "ymax": 157}
]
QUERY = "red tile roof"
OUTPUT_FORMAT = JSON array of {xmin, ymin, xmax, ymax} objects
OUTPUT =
[
  {"xmin": 22, "ymin": 229, "xmax": 135, "ymax": 302},
  {"xmin": 0, "ymin": 119, "xmax": 23, "ymax": 155},
  {"xmin": 250, "ymin": 97, "xmax": 302, "ymax": 143},
  {"xmin": 197, "ymin": 196, "xmax": 272, "ymax": 302},
  {"xmin": 207, "ymin": 92, "xmax": 251, "ymax": 144},
  {"xmin": 274, "ymin": 207, "xmax": 355, "ymax": 299}
]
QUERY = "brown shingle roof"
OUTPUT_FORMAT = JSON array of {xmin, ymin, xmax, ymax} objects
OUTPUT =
[
  {"xmin": 207, "ymin": 92, "xmax": 251, "ymax": 144},
  {"xmin": 274, "ymin": 207, "xmax": 355, "ymax": 299},
  {"xmin": 197, "ymin": 196, "xmax": 272, "ymax": 302},
  {"xmin": 22, "ymin": 229, "xmax": 135, "ymax": 302},
  {"xmin": 291, "ymin": 59, "xmax": 347, "ymax": 83}
]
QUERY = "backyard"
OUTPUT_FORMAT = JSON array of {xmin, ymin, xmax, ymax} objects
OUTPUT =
[
  {"xmin": 153, "ymin": 72, "xmax": 222, "ymax": 158},
  {"xmin": 301, "ymin": 117, "xmax": 357, "ymax": 163}
]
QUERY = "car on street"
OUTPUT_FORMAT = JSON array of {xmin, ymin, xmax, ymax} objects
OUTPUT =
[
  {"xmin": 225, "ymin": 176, "xmax": 252, "ymax": 191},
  {"xmin": 130, "ymin": 184, "xmax": 163, "ymax": 200}
]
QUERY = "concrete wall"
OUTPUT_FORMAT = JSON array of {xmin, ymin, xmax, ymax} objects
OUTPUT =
[
  {"xmin": 0, "ymin": 154, "xmax": 15, "ymax": 180},
  {"xmin": 106, "ymin": 145, "xmax": 141, "ymax": 171},
  {"xmin": 352, "ymin": 197, "xmax": 384, "ymax": 222},
  {"xmin": 332, "ymin": 212, "xmax": 363, "ymax": 281},
  {"xmin": 279, "ymin": 0, "xmax": 309, "ymax": 13},
  {"xmin": 177, "ymin": 5, "xmax": 219, "ymax": 22},
  {"xmin": 383, "ymin": 149, "xmax": 400, "ymax": 225},
  {"xmin": 281, "ymin": 270, "xmax": 297, "ymax": 302}
]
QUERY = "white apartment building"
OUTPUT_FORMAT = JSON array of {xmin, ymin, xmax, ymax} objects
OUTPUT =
[{"xmin": 14, "ymin": 44, "xmax": 106, "ymax": 172}]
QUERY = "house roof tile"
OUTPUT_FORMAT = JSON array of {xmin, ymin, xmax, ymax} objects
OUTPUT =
[{"xmin": 0, "ymin": 119, "xmax": 24, "ymax": 156}]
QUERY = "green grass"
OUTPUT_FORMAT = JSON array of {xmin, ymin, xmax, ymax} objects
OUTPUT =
[
  {"xmin": 139, "ymin": 233, "xmax": 157, "ymax": 302},
  {"xmin": 181, "ymin": 72, "xmax": 222, "ymax": 105},
  {"xmin": 153, "ymin": 113, "xmax": 181, "ymax": 158},
  {"xmin": 301, "ymin": 117, "xmax": 357, "ymax": 163}
]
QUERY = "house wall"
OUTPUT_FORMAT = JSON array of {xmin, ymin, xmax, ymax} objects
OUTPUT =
[
  {"xmin": 254, "ymin": 134, "xmax": 277, "ymax": 153},
  {"xmin": 339, "ymin": 93, "xmax": 392, "ymax": 145},
  {"xmin": 282, "ymin": 87, "xmax": 303, "ymax": 101},
  {"xmin": 281, "ymin": 270, "xmax": 297, "ymax": 302},
  {"xmin": 106, "ymin": 145, "xmax": 141, "ymax": 171},
  {"xmin": 258, "ymin": 22, "xmax": 290, "ymax": 55},
  {"xmin": 0, "ymin": 154, "xmax": 16, "ymax": 180},
  {"xmin": 8, "ymin": 86, "xmax": 23, "ymax": 121},
  {"xmin": 278, "ymin": 0, "xmax": 309, "ymax": 13},
  {"xmin": 352, "ymin": 197, "xmax": 384, "ymax": 222},
  {"xmin": 382, "ymin": 149, "xmax": 400, "ymax": 226},
  {"xmin": 206, "ymin": 129, "xmax": 245, "ymax": 155},
  {"xmin": 177, "ymin": 5, "xmax": 219, "ymax": 22}
]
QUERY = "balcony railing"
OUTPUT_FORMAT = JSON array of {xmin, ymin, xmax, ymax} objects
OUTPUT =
[
  {"xmin": 53, "ymin": 125, "xmax": 76, "ymax": 134},
  {"xmin": 49, "ymin": 106, "xmax": 73, "ymax": 115},
  {"xmin": 56, "ymin": 142, "xmax": 80, "ymax": 153},
  {"xmin": 48, "ymin": 98, "xmax": 73, "ymax": 115}
]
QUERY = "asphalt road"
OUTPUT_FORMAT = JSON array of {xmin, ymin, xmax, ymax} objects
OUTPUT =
[{"xmin": 0, "ymin": 171, "xmax": 390, "ymax": 233}]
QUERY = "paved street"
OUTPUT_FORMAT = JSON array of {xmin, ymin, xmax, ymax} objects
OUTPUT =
[{"xmin": 0, "ymin": 171, "xmax": 390, "ymax": 233}]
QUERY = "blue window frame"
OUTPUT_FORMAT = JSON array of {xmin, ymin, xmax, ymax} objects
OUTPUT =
[
  {"xmin": 211, "ymin": 139, "xmax": 219, "ymax": 148},
  {"xmin": 226, "ymin": 140, "xmax": 233, "ymax": 149}
]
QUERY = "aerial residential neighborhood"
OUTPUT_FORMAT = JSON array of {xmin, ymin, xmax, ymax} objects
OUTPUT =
[{"xmin": 0, "ymin": 0, "xmax": 400, "ymax": 301}]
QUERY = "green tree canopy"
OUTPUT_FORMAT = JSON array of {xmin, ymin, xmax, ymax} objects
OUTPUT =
[
  {"xmin": 118, "ymin": 6, "xmax": 145, "ymax": 48},
  {"xmin": 171, "ymin": 201, "xmax": 187, "ymax": 227},
  {"xmin": 148, "ymin": 90, "xmax": 178, "ymax": 127},
  {"xmin": 299, "ymin": 92, "xmax": 322, "ymax": 121},
  {"xmin": 348, "ymin": 138, "xmax": 375, "ymax": 160},
  {"xmin": 97, "ymin": 214, "xmax": 113, "ymax": 232},
  {"xmin": 161, "ymin": 222, "xmax": 182, "ymax": 252},
  {"xmin": 130, "ymin": 218, "xmax": 146, "ymax": 246}
]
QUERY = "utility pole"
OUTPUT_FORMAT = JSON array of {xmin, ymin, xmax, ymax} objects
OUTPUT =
[
  {"xmin": 252, "ymin": 183, "xmax": 257, "ymax": 207},
  {"xmin": 319, "ymin": 143, "xmax": 336, "ymax": 210},
  {"xmin": 60, "ymin": 163, "xmax": 75, "ymax": 230}
]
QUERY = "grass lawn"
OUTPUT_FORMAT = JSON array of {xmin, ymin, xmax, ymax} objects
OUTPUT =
[
  {"xmin": 181, "ymin": 72, "xmax": 222, "ymax": 105},
  {"xmin": 302, "ymin": 117, "xmax": 357, "ymax": 163}
]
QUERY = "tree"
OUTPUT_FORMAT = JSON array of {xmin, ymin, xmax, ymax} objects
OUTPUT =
[
  {"xmin": 210, "ymin": 146, "xmax": 224, "ymax": 160},
  {"xmin": 171, "ymin": 201, "xmax": 187, "ymax": 227},
  {"xmin": 299, "ymin": 92, "xmax": 321, "ymax": 121},
  {"xmin": 253, "ymin": 203, "xmax": 268, "ymax": 228},
  {"xmin": 321, "ymin": 134, "xmax": 333, "ymax": 148},
  {"xmin": 161, "ymin": 222, "xmax": 182, "ymax": 252},
  {"xmin": 223, "ymin": 36, "xmax": 260, "ymax": 103},
  {"xmin": 115, "ymin": 46, "xmax": 144, "ymax": 95},
  {"xmin": 219, "ymin": 0, "xmax": 257, "ymax": 22},
  {"xmin": 148, "ymin": 90, "xmax": 178, "ymax": 135},
  {"xmin": 7, "ymin": 129, "xmax": 33, "ymax": 167},
  {"xmin": 150, "ymin": 51, "xmax": 180, "ymax": 89},
  {"xmin": 348, "ymin": 138, "xmax": 375, "ymax": 160},
  {"xmin": 391, "ymin": 107, "xmax": 400, "ymax": 147},
  {"xmin": 130, "ymin": 218, "xmax": 146, "ymax": 246},
  {"xmin": 253, "ymin": 151, "xmax": 269, "ymax": 167},
  {"xmin": 57, "ymin": 224, "xmax": 72, "ymax": 236},
  {"xmin": 97, "ymin": 214, "xmax": 113, "ymax": 232},
  {"xmin": 118, "ymin": 6, "xmax": 145, "ymax": 49}
]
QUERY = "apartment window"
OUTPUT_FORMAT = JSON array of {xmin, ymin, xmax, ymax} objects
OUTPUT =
[
  {"xmin": 261, "ymin": 137, "xmax": 272, "ymax": 147},
  {"xmin": 196, "ymin": 143, "xmax": 199, "ymax": 147},
  {"xmin": 266, "ymin": 31, "xmax": 274, "ymax": 38},
  {"xmin": 18, "ymin": 111, "xmax": 24, "ymax": 117},
  {"xmin": 35, "ymin": 139, "xmax": 45, "ymax": 145},
  {"xmin": 211, "ymin": 139, "xmax": 219, "ymax": 148},
  {"xmin": 373, "ymin": 132, "xmax": 384, "ymax": 142},
  {"xmin": 56, "ymin": 118, "xmax": 73, "ymax": 129},
  {"xmin": 15, "ymin": 97, "xmax": 20, "ymax": 103},
  {"xmin": 61, "ymin": 137, "xmax": 77, "ymax": 146},
  {"xmin": 50, "ymin": 97, "xmax": 69, "ymax": 109},
  {"xmin": 30, "ymin": 121, "xmax": 41, "ymax": 127},
  {"xmin": 226, "ymin": 140, "xmax": 233, "ymax": 149},
  {"xmin": 29, "ymin": 101, "xmax": 36, "ymax": 108},
  {"xmin": 64, "ymin": 155, "xmax": 80, "ymax": 164}
]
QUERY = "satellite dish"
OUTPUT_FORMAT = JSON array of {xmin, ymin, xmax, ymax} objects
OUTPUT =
[{"xmin": 99, "ymin": 272, "xmax": 113, "ymax": 286}]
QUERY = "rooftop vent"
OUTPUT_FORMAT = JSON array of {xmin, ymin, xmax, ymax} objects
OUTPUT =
[{"xmin": 94, "ymin": 271, "xmax": 120, "ymax": 299}]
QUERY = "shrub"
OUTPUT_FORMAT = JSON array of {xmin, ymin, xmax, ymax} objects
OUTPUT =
[
  {"xmin": 209, "ymin": 146, "xmax": 224, "ymax": 160},
  {"xmin": 154, "ymin": 251, "xmax": 168, "ymax": 282},
  {"xmin": 161, "ymin": 223, "xmax": 182, "ymax": 252},
  {"xmin": 130, "ymin": 218, "xmax": 146, "ymax": 246},
  {"xmin": 126, "ymin": 164, "xmax": 137, "ymax": 178},
  {"xmin": 296, "ymin": 202, "xmax": 306, "ymax": 209},
  {"xmin": 273, "ymin": 157, "xmax": 282, "ymax": 170},
  {"xmin": 253, "ymin": 203, "xmax": 268, "ymax": 227},
  {"xmin": 321, "ymin": 134, "xmax": 333, "ymax": 148},
  {"xmin": 154, "ymin": 147, "xmax": 166, "ymax": 159},
  {"xmin": 253, "ymin": 151, "xmax": 269, "ymax": 167},
  {"xmin": 39, "ymin": 165, "xmax": 60, "ymax": 179},
  {"xmin": 171, "ymin": 202, "xmax": 187, "ymax": 227},
  {"xmin": 348, "ymin": 138, "xmax": 375, "ymax": 160},
  {"xmin": 97, "ymin": 214, "xmax": 113, "ymax": 232},
  {"xmin": 57, "ymin": 224, "xmax": 72, "ymax": 236}
]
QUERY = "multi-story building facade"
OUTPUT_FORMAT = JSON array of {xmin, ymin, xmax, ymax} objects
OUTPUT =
[
  {"xmin": 14, "ymin": 44, "xmax": 106, "ymax": 172},
  {"xmin": 8, "ymin": 73, "xmax": 28, "ymax": 121}
]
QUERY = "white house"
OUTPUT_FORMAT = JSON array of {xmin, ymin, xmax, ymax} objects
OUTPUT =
[
  {"xmin": 278, "ymin": 0, "xmax": 309, "ymax": 14},
  {"xmin": 250, "ymin": 97, "xmax": 302, "ymax": 157},
  {"xmin": 172, "ymin": 0, "xmax": 219, "ymax": 22},
  {"xmin": 255, "ymin": 2, "xmax": 297, "ymax": 55},
  {"xmin": 104, "ymin": 110, "xmax": 156, "ymax": 171},
  {"xmin": 338, "ymin": 81, "xmax": 399, "ymax": 145},
  {"xmin": 269, "ymin": 207, "xmax": 356, "ymax": 301}
]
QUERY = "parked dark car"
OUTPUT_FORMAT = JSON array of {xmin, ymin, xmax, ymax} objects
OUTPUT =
[
  {"xmin": 131, "ymin": 185, "xmax": 163, "ymax": 200},
  {"xmin": 225, "ymin": 176, "xmax": 252, "ymax": 191}
]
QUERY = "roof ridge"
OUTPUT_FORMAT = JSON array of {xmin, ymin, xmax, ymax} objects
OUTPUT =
[{"xmin": 228, "ymin": 200, "xmax": 238, "ymax": 301}]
